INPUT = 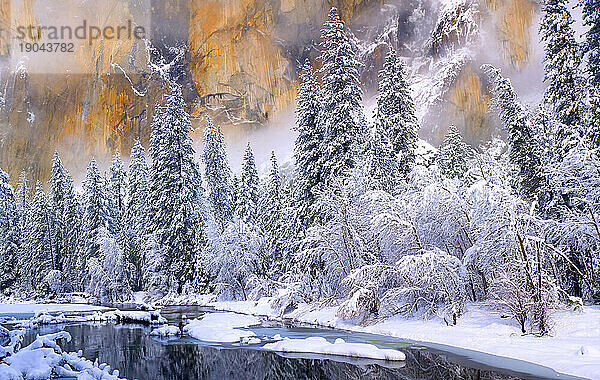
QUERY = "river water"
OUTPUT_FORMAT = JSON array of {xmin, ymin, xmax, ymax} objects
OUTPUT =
[{"xmin": 3, "ymin": 306, "xmax": 580, "ymax": 380}]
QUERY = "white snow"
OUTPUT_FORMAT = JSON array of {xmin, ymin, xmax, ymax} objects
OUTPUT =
[
  {"xmin": 0, "ymin": 303, "xmax": 109, "ymax": 316},
  {"xmin": 205, "ymin": 299, "xmax": 600, "ymax": 379},
  {"xmin": 183, "ymin": 312, "xmax": 260, "ymax": 343},
  {"xmin": 150, "ymin": 325, "xmax": 181, "ymax": 337},
  {"xmin": 15, "ymin": 312, "xmax": 88, "ymax": 328},
  {"xmin": 264, "ymin": 336, "xmax": 406, "ymax": 361}
]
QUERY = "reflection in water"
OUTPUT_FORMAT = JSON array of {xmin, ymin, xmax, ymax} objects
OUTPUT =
[{"xmin": 21, "ymin": 322, "xmax": 531, "ymax": 380}]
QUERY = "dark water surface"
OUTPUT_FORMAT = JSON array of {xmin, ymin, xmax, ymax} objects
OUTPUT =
[{"xmin": 8, "ymin": 306, "xmax": 581, "ymax": 380}]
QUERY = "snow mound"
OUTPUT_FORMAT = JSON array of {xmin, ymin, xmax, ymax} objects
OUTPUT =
[
  {"xmin": 263, "ymin": 337, "xmax": 406, "ymax": 361},
  {"xmin": 150, "ymin": 325, "xmax": 181, "ymax": 337},
  {"xmin": 183, "ymin": 312, "xmax": 260, "ymax": 343},
  {"xmin": 0, "ymin": 303, "xmax": 108, "ymax": 316}
]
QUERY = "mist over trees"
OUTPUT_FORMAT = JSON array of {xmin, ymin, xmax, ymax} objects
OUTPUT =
[{"xmin": 1, "ymin": 4, "xmax": 600, "ymax": 337}]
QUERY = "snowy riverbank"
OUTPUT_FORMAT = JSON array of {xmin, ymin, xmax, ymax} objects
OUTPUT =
[{"xmin": 198, "ymin": 298, "xmax": 600, "ymax": 379}]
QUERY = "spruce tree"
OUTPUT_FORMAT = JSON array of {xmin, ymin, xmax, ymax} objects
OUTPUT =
[
  {"xmin": 375, "ymin": 49, "xmax": 418, "ymax": 175},
  {"xmin": 109, "ymin": 149, "xmax": 127, "ymax": 224},
  {"xmin": 147, "ymin": 85, "xmax": 207, "ymax": 293},
  {"xmin": 294, "ymin": 60, "xmax": 323, "ymax": 228},
  {"xmin": 540, "ymin": 0, "xmax": 583, "ymax": 153},
  {"xmin": 82, "ymin": 158, "xmax": 117, "ymax": 263},
  {"xmin": 203, "ymin": 116, "xmax": 234, "ymax": 232},
  {"xmin": 0, "ymin": 169, "xmax": 20, "ymax": 291},
  {"xmin": 483, "ymin": 65, "xmax": 546, "ymax": 197},
  {"xmin": 50, "ymin": 152, "xmax": 80, "ymax": 287},
  {"xmin": 366, "ymin": 122, "xmax": 399, "ymax": 193},
  {"xmin": 583, "ymin": 0, "xmax": 600, "ymax": 88},
  {"xmin": 237, "ymin": 143, "xmax": 260, "ymax": 224},
  {"xmin": 582, "ymin": 0, "xmax": 600, "ymax": 147},
  {"xmin": 125, "ymin": 139, "xmax": 149, "ymax": 290},
  {"xmin": 319, "ymin": 7, "xmax": 364, "ymax": 183},
  {"xmin": 15, "ymin": 171, "xmax": 30, "ymax": 232},
  {"xmin": 260, "ymin": 151, "xmax": 285, "ymax": 274},
  {"xmin": 25, "ymin": 182, "xmax": 54, "ymax": 292},
  {"xmin": 436, "ymin": 125, "xmax": 470, "ymax": 179}
]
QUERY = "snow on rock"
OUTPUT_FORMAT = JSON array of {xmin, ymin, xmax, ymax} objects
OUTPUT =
[
  {"xmin": 91, "ymin": 310, "xmax": 167, "ymax": 325},
  {"xmin": 183, "ymin": 312, "xmax": 261, "ymax": 343},
  {"xmin": 150, "ymin": 325, "xmax": 181, "ymax": 337},
  {"xmin": 0, "ymin": 330, "xmax": 125, "ymax": 379},
  {"xmin": 263, "ymin": 337, "xmax": 406, "ymax": 361},
  {"xmin": 16, "ymin": 312, "xmax": 87, "ymax": 328},
  {"xmin": 0, "ymin": 326, "xmax": 8, "ymax": 337}
]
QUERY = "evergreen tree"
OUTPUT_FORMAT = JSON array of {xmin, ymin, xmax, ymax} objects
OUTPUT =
[
  {"xmin": 15, "ymin": 171, "xmax": 30, "ymax": 233},
  {"xmin": 109, "ymin": 149, "xmax": 127, "ymax": 224},
  {"xmin": 125, "ymin": 139, "xmax": 149, "ymax": 290},
  {"xmin": 147, "ymin": 85, "xmax": 207, "ymax": 293},
  {"xmin": 203, "ymin": 116, "xmax": 234, "ymax": 232},
  {"xmin": 49, "ymin": 152, "xmax": 66, "ymax": 271},
  {"xmin": 319, "ymin": 7, "xmax": 364, "ymax": 183},
  {"xmin": 260, "ymin": 151, "xmax": 286, "ymax": 275},
  {"xmin": 82, "ymin": 158, "xmax": 117, "ymax": 263},
  {"xmin": 294, "ymin": 60, "xmax": 323, "ymax": 228},
  {"xmin": 61, "ymin": 177, "xmax": 81, "ymax": 290},
  {"xmin": 237, "ymin": 143, "xmax": 260, "ymax": 224},
  {"xmin": 436, "ymin": 125, "xmax": 470, "ymax": 179},
  {"xmin": 24, "ymin": 182, "xmax": 54, "ymax": 292},
  {"xmin": 540, "ymin": 0, "xmax": 584, "ymax": 153},
  {"xmin": 0, "ymin": 169, "xmax": 20, "ymax": 291},
  {"xmin": 483, "ymin": 65, "xmax": 546, "ymax": 197},
  {"xmin": 366, "ymin": 122, "xmax": 399, "ymax": 193},
  {"xmin": 583, "ymin": 0, "xmax": 600, "ymax": 88},
  {"xmin": 49, "ymin": 152, "xmax": 81, "ymax": 288},
  {"xmin": 582, "ymin": 0, "xmax": 600, "ymax": 147},
  {"xmin": 375, "ymin": 49, "xmax": 418, "ymax": 175}
]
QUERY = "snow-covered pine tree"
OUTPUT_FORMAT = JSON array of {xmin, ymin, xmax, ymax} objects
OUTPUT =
[
  {"xmin": 203, "ymin": 116, "xmax": 234, "ymax": 232},
  {"xmin": 147, "ymin": 85, "xmax": 207, "ymax": 294},
  {"xmin": 436, "ymin": 125, "xmax": 470, "ymax": 179},
  {"xmin": 49, "ymin": 152, "xmax": 81, "ymax": 288},
  {"xmin": 483, "ymin": 65, "xmax": 546, "ymax": 197},
  {"xmin": 319, "ymin": 7, "xmax": 364, "ymax": 183},
  {"xmin": 24, "ymin": 182, "xmax": 54, "ymax": 293},
  {"xmin": 231, "ymin": 175, "xmax": 240, "ymax": 213},
  {"xmin": 82, "ymin": 158, "xmax": 117, "ymax": 263},
  {"xmin": 49, "ymin": 152, "xmax": 66, "ymax": 267},
  {"xmin": 540, "ymin": 0, "xmax": 584, "ymax": 153},
  {"xmin": 294, "ymin": 60, "xmax": 323, "ymax": 228},
  {"xmin": 582, "ymin": 0, "xmax": 600, "ymax": 147},
  {"xmin": 61, "ymin": 176, "xmax": 81, "ymax": 291},
  {"xmin": 583, "ymin": 0, "xmax": 600, "ymax": 88},
  {"xmin": 366, "ymin": 121, "xmax": 398, "ymax": 193},
  {"xmin": 0, "ymin": 169, "xmax": 20, "ymax": 291},
  {"xmin": 236, "ymin": 143, "xmax": 260, "ymax": 224},
  {"xmin": 125, "ymin": 139, "xmax": 149, "ymax": 291},
  {"xmin": 109, "ymin": 150, "xmax": 127, "ymax": 224},
  {"xmin": 15, "ymin": 171, "xmax": 30, "ymax": 231},
  {"xmin": 375, "ymin": 49, "xmax": 418, "ymax": 176},
  {"xmin": 259, "ymin": 151, "xmax": 285, "ymax": 275}
]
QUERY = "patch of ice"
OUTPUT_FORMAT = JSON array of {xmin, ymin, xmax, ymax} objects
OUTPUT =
[
  {"xmin": 183, "ymin": 312, "xmax": 260, "ymax": 343},
  {"xmin": 263, "ymin": 337, "xmax": 406, "ymax": 361}
]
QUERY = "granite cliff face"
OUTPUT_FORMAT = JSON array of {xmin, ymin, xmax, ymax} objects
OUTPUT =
[{"xmin": 0, "ymin": 0, "xmax": 540, "ymax": 183}]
